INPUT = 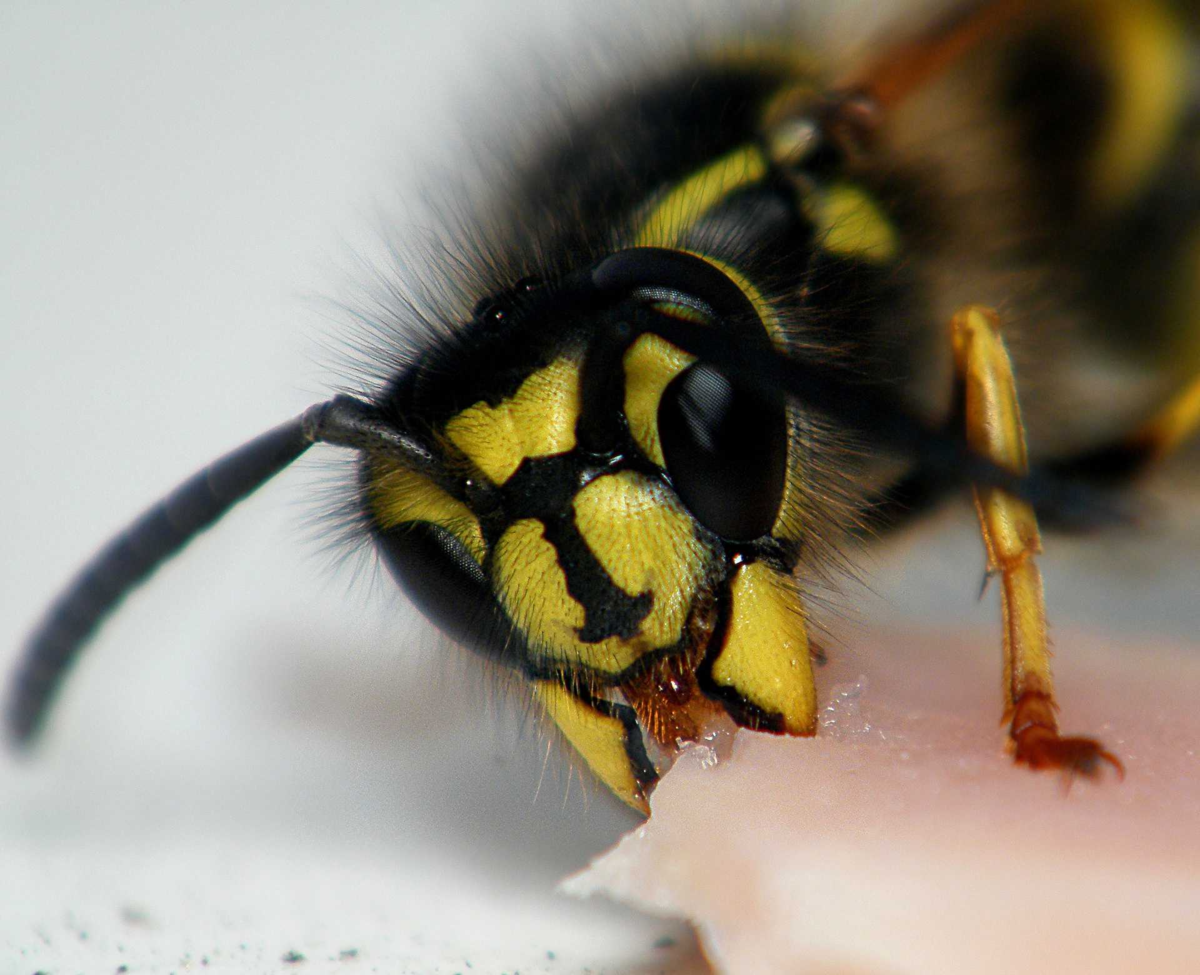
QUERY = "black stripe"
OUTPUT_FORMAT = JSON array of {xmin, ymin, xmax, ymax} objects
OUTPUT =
[
  {"xmin": 540, "ymin": 514, "xmax": 653, "ymax": 644},
  {"xmin": 584, "ymin": 692, "xmax": 659, "ymax": 792}
]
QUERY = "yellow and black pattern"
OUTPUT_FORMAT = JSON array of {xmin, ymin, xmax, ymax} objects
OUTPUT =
[
  {"xmin": 361, "ymin": 49, "xmax": 910, "ymax": 809},
  {"xmin": 361, "ymin": 0, "xmax": 1200, "ymax": 811},
  {"xmin": 367, "ymin": 248, "xmax": 823, "ymax": 810}
]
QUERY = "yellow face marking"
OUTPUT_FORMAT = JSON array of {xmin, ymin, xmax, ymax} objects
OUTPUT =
[
  {"xmin": 533, "ymin": 681, "xmax": 649, "ymax": 814},
  {"xmin": 770, "ymin": 425, "xmax": 805, "ymax": 544},
  {"xmin": 574, "ymin": 470, "xmax": 711, "ymax": 648},
  {"xmin": 492, "ymin": 472, "xmax": 712, "ymax": 675},
  {"xmin": 810, "ymin": 181, "xmax": 898, "ymax": 263},
  {"xmin": 367, "ymin": 463, "xmax": 486, "ymax": 565},
  {"xmin": 1085, "ymin": 0, "xmax": 1188, "ymax": 212},
  {"xmin": 648, "ymin": 300, "xmax": 709, "ymax": 325},
  {"xmin": 491, "ymin": 518, "xmax": 640, "ymax": 675},
  {"xmin": 444, "ymin": 357, "xmax": 581, "ymax": 485},
  {"xmin": 635, "ymin": 145, "xmax": 768, "ymax": 248},
  {"xmin": 710, "ymin": 561, "xmax": 816, "ymax": 735},
  {"xmin": 492, "ymin": 518, "xmax": 602, "ymax": 664},
  {"xmin": 622, "ymin": 333, "xmax": 695, "ymax": 467},
  {"xmin": 695, "ymin": 254, "xmax": 783, "ymax": 339}
]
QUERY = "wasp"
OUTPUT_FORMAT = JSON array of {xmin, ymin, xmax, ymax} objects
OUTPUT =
[{"xmin": 7, "ymin": 0, "xmax": 1200, "ymax": 817}]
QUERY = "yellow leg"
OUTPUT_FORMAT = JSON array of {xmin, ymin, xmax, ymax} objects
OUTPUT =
[
  {"xmin": 951, "ymin": 307, "xmax": 1122, "ymax": 779},
  {"xmin": 1127, "ymin": 373, "xmax": 1200, "ymax": 463}
]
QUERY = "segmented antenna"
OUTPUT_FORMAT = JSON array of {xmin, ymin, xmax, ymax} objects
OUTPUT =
[
  {"xmin": 7, "ymin": 274, "xmax": 1127, "ymax": 746},
  {"xmin": 5, "ymin": 396, "xmax": 423, "ymax": 746}
]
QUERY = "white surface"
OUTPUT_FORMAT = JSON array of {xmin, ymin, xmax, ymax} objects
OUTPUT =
[{"xmin": 569, "ymin": 623, "xmax": 1200, "ymax": 974}]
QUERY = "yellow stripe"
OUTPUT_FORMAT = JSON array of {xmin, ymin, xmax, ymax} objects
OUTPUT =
[
  {"xmin": 1087, "ymin": 0, "xmax": 1188, "ymax": 212},
  {"xmin": 809, "ymin": 181, "xmax": 898, "ymax": 263},
  {"xmin": 693, "ymin": 253, "xmax": 783, "ymax": 339},
  {"xmin": 534, "ymin": 681, "xmax": 649, "ymax": 814},
  {"xmin": 445, "ymin": 357, "xmax": 581, "ymax": 485},
  {"xmin": 771, "ymin": 430, "xmax": 804, "ymax": 544},
  {"xmin": 635, "ymin": 145, "xmax": 768, "ymax": 248},
  {"xmin": 367, "ymin": 464, "xmax": 486, "ymax": 566},
  {"xmin": 710, "ymin": 561, "xmax": 815, "ymax": 735},
  {"xmin": 622, "ymin": 333, "xmax": 695, "ymax": 468}
]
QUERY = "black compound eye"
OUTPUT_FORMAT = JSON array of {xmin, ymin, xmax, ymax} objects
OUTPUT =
[
  {"xmin": 375, "ymin": 522, "xmax": 524, "ymax": 667},
  {"xmin": 657, "ymin": 362, "xmax": 788, "ymax": 542}
]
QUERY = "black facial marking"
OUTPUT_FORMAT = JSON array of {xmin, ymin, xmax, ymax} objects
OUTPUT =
[
  {"xmin": 502, "ymin": 454, "xmax": 654, "ymax": 645},
  {"xmin": 576, "ymin": 319, "xmax": 637, "ymax": 455},
  {"xmin": 540, "ymin": 514, "xmax": 653, "ymax": 643},
  {"xmin": 581, "ymin": 691, "xmax": 660, "ymax": 790}
]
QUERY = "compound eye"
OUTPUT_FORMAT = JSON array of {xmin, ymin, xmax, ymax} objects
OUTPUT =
[
  {"xmin": 657, "ymin": 362, "xmax": 788, "ymax": 542},
  {"xmin": 375, "ymin": 522, "xmax": 523, "ymax": 668}
]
